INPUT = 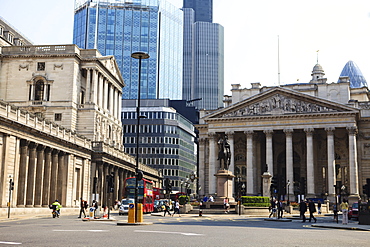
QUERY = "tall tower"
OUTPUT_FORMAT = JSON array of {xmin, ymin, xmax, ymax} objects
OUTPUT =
[
  {"xmin": 73, "ymin": 0, "xmax": 183, "ymax": 100},
  {"xmin": 182, "ymin": 0, "xmax": 224, "ymax": 110},
  {"xmin": 338, "ymin": 60, "xmax": 368, "ymax": 88},
  {"xmin": 183, "ymin": 0, "xmax": 212, "ymax": 23}
]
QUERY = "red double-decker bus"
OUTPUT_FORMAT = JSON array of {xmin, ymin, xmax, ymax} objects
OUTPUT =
[{"xmin": 124, "ymin": 177, "xmax": 154, "ymax": 213}]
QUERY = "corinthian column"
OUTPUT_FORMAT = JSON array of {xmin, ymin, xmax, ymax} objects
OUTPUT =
[
  {"xmin": 34, "ymin": 145, "xmax": 45, "ymax": 207},
  {"xmin": 86, "ymin": 69, "xmax": 91, "ymax": 103},
  {"xmin": 17, "ymin": 140, "xmax": 29, "ymax": 207},
  {"xmin": 26, "ymin": 142, "xmax": 37, "ymax": 207},
  {"xmin": 284, "ymin": 129, "xmax": 294, "ymax": 191},
  {"xmin": 326, "ymin": 127, "xmax": 336, "ymax": 198},
  {"xmin": 198, "ymin": 138, "xmax": 206, "ymax": 196},
  {"xmin": 208, "ymin": 132, "xmax": 217, "ymax": 194},
  {"xmin": 305, "ymin": 128, "xmax": 315, "ymax": 197},
  {"xmin": 264, "ymin": 130, "xmax": 274, "ymax": 176},
  {"xmin": 347, "ymin": 126, "xmax": 359, "ymax": 196},
  {"xmin": 245, "ymin": 130, "xmax": 254, "ymax": 195}
]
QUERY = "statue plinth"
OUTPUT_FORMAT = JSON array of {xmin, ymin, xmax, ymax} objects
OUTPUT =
[{"xmin": 214, "ymin": 169, "xmax": 235, "ymax": 203}]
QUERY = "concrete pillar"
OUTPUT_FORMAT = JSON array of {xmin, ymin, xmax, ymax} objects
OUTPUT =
[
  {"xmin": 86, "ymin": 69, "xmax": 91, "ymax": 102},
  {"xmin": 208, "ymin": 132, "xmax": 217, "ymax": 195},
  {"xmin": 198, "ymin": 138, "xmax": 206, "ymax": 196},
  {"xmin": 264, "ymin": 130, "xmax": 274, "ymax": 176},
  {"xmin": 50, "ymin": 149, "xmax": 59, "ymax": 203},
  {"xmin": 109, "ymin": 84, "xmax": 114, "ymax": 114},
  {"xmin": 347, "ymin": 126, "xmax": 359, "ymax": 196},
  {"xmin": 245, "ymin": 130, "xmax": 254, "ymax": 195},
  {"xmin": 284, "ymin": 129, "xmax": 294, "ymax": 199},
  {"xmin": 57, "ymin": 152, "xmax": 65, "ymax": 203},
  {"xmin": 226, "ymin": 131, "xmax": 235, "ymax": 174},
  {"xmin": 104, "ymin": 79, "xmax": 108, "ymax": 110},
  {"xmin": 91, "ymin": 69, "xmax": 98, "ymax": 103},
  {"xmin": 99, "ymin": 75, "xmax": 104, "ymax": 108},
  {"xmin": 26, "ymin": 142, "xmax": 38, "ymax": 207},
  {"xmin": 42, "ymin": 148, "xmax": 52, "ymax": 206},
  {"xmin": 305, "ymin": 128, "xmax": 315, "ymax": 197},
  {"xmin": 326, "ymin": 127, "xmax": 336, "ymax": 198},
  {"xmin": 17, "ymin": 139, "xmax": 29, "ymax": 207},
  {"xmin": 34, "ymin": 145, "xmax": 45, "ymax": 207}
]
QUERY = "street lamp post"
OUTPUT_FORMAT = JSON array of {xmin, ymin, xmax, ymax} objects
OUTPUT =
[
  {"xmin": 131, "ymin": 51, "xmax": 150, "ymax": 223},
  {"xmin": 180, "ymin": 179, "xmax": 183, "ymax": 194}
]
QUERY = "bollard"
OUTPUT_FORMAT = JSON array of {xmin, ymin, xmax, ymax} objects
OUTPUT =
[
  {"xmin": 128, "ymin": 203, "xmax": 135, "ymax": 223},
  {"xmin": 89, "ymin": 207, "xmax": 94, "ymax": 219},
  {"xmin": 199, "ymin": 209, "xmax": 202, "ymax": 217}
]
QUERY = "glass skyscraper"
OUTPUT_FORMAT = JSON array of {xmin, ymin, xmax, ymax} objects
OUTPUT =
[
  {"xmin": 338, "ymin": 60, "xmax": 368, "ymax": 88},
  {"xmin": 183, "ymin": 0, "xmax": 212, "ymax": 23},
  {"xmin": 73, "ymin": 0, "xmax": 183, "ymax": 100},
  {"xmin": 182, "ymin": 1, "xmax": 224, "ymax": 110}
]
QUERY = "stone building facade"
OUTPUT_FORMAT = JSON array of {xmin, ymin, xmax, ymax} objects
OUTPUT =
[
  {"xmin": 197, "ymin": 64, "xmax": 370, "ymax": 204},
  {"xmin": 0, "ymin": 43, "xmax": 160, "ymax": 216}
]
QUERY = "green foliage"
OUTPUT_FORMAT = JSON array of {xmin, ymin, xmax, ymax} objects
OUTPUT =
[
  {"xmin": 178, "ymin": 195, "xmax": 190, "ymax": 205},
  {"xmin": 240, "ymin": 196, "xmax": 270, "ymax": 207}
]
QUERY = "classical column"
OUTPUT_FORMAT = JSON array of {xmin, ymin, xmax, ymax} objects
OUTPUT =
[
  {"xmin": 347, "ymin": 126, "xmax": 359, "ymax": 196},
  {"xmin": 198, "ymin": 138, "xmax": 206, "ymax": 196},
  {"xmin": 326, "ymin": 127, "xmax": 336, "ymax": 198},
  {"xmin": 86, "ymin": 69, "xmax": 91, "ymax": 102},
  {"xmin": 109, "ymin": 84, "xmax": 114, "ymax": 114},
  {"xmin": 118, "ymin": 92, "xmax": 122, "ymax": 119},
  {"xmin": 284, "ymin": 129, "xmax": 294, "ymax": 194},
  {"xmin": 208, "ymin": 132, "xmax": 217, "ymax": 195},
  {"xmin": 103, "ymin": 79, "xmax": 109, "ymax": 110},
  {"xmin": 50, "ymin": 149, "xmax": 59, "ymax": 203},
  {"xmin": 305, "ymin": 128, "xmax": 315, "ymax": 197},
  {"xmin": 226, "ymin": 131, "xmax": 235, "ymax": 174},
  {"xmin": 17, "ymin": 140, "xmax": 29, "ymax": 207},
  {"xmin": 42, "ymin": 148, "xmax": 52, "ymax": 207},
  {"xmin": 57, "ymin": 152, "xmax": 65, "ymax": 203},
  {"xmin": 34, "ymin": 145, "xmax": 45, "ymax": 207},
  {"xmin": 245, "ymin": 130, "xmax": 254, "ymax": 195},
  {"xmin": 264, "ymin": 130, "xmax": 274, "ymax": 176},
  {"xmin": 26, "ymin": 142, "xmax": 37, "ymax": 207},
  {"xmin": 98, "ymin": 75, "xmax": 104, "ymax": 108},
  {"xmin": 91, "ymin": 69, "xmax": 98, "ymax": 103}
]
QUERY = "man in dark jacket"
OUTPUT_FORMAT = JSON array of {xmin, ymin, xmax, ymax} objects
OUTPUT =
[
  {"xmin": 308, "ymin": 199, "xmax": 317, "ymax": 223},
  {"xmin": 299, "ymin": 200, "xmax": 307, "ymax": 222}
]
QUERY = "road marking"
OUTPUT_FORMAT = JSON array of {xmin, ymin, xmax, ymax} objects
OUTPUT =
[
  {"xmin": 0, "ymin": 241, "xmax": 22, "ymax": 245},
  {"xmin": 135, "ymin": 230, "xmax": 203, "ymax": 236},
  {"xmin": 53, "ymin": 230, "xmax": 109, "ymax": 232}
]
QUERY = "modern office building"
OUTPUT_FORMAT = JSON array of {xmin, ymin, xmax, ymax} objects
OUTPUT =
[
  {"xmin": 182, "ymin": 1, "xmax": 224, "ymax": 110},
  {"xmin": 73, "ymin": 0, "xmax": 183, "ymax": 100},
  {"xmin": 122, "ymin": 99, "xmax": 198, "ymax": 193},
  {"xmin": 183, "ymin": 0, "xmax": 212, "ymax": 22},
  {"xmin": 338, "ymin": 60, "xmax": 368, "ymax": 88}
]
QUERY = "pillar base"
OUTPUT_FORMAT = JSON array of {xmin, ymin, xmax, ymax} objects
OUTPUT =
[{"xmin": 214, "ymin": 169, "xmax": 235, "ymax": 202}]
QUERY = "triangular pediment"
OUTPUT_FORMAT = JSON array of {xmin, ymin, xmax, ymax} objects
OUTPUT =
[
  {"xmin": 98, "ymin": 56, "xmax": 125, "ymax": 87},
  {"xmin": 205, "ymin": 87, "xmax": 358, "ymax": 120}
]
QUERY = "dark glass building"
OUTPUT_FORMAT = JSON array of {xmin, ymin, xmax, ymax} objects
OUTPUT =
[{"xmin": 183, "ymin": 0, "xmax": 212, "ymax": 23}]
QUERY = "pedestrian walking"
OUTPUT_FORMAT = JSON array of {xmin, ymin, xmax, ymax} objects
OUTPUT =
[
  {"xmin": 333, "ymin": 203, "xmax": 338, "ymax": 222},
  {"xmin": 340, "ymin": 199, "xmax": 349, "ymax": 225},
  {"xmin": 92, "ymin": 200, "xmax": 99, "ymax": 216},
  {"xmin": 277, "ymin": 200, "xmax": 284, "ymax": 219},
  {"xmin": 78, "ymin": 198, "xmax": 86, "ymax": 218},
  {"xmin": 224, "ymin": 197, "xmax": 230, "ymax": 213},
  {"xmin": 163, "ymin": 201, "xmax": 172, "ymax": 217},
  {"xmin": 269, "ymin": 198, "xmax": 277, "ymax": 218},
  {"xmin": 308, "ymin": 200, "xmax": 317, "ymax": 223},
  {"xmin": 172, "ymin": 199, "xmax": 181, "ymax": 217},
  {"xmin": 317, "ymin": 201, "xmax": 322, "ymax": 214},
  {"xmin": 299, "ymin": 200, "xmax": 307, "ymax": 222}
]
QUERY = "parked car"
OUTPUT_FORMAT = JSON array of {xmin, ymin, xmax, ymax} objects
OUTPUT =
[
  {"xmin": 348, "ymin": 202, "xmax": 359, "ymax": 220},
  {"xmin": 119, "ymin": 198, "xmax": 135, "ymax": 215}
]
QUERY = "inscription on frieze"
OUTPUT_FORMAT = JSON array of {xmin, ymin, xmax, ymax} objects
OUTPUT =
[{"xmin": 221, "ymin": 94, "xmax": 339, "ymax": 117}]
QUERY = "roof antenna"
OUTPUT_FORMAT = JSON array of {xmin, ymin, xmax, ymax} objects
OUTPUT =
[
  {"xmin": 316, "ymin": 50, "xmax": 319, "ymax": 64},
  {"xmin": 278, "ymin": 35, "xmax": 281, "ymax": 86}
]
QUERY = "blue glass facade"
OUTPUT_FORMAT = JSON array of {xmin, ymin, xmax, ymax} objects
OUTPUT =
[
  {"xmin": 182, "ymin": 6, "xmax": 224, "ymax": 110},
  {"xmin": 183, "ymin": 0, "xmax": 212, "ymax": 23},
  {"xmin": 338, "ymin": 60, "xmax": 368, "ymax": 88},
  {"xmin": 73, "ymin": 0, "xmax": 183, "ymax": 100}
]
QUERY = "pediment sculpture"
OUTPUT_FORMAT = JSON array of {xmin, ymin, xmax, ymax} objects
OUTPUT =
[{"xmin": 220, "ymin": 94, "xmax": 340, "ymax": 117}]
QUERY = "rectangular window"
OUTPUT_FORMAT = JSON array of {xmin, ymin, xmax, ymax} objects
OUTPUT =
[
  {"xmin": 55, "ymin": 113, "xmax": 62, "ymax": 121},
  {"xmin": 37, "ymin": 62, "xmax": 45, "ymax": 71}
]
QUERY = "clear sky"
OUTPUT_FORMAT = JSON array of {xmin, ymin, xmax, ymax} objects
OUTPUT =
[{"xmin": 2, "ymin": 0, "xmax": 370, "ymax": 95}]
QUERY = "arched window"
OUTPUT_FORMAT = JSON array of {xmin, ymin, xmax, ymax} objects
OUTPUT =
[{"xmin": 34, "ymin": 80, "xmax": 45, "ymax": 101}]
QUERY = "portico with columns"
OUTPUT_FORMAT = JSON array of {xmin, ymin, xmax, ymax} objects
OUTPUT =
[{"xmin": 197, "ymin": 87, "xmax": 361, "ymax": 203}]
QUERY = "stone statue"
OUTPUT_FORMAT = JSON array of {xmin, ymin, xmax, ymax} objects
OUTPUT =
[{"xmin": 217, "ymin": 135, "xmax": 231, "ymax": 170}]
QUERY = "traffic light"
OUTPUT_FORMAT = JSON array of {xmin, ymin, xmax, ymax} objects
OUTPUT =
[
  {"xmin": 106, "ymin": 174, "xmax": 114, "ymax": 193},
  {"xmin": 278, "ymin": 176, "xmax": 286, "ymax": 195},
  {"xmin": 300, "ymin": 177, "xmax": 306, "ymax": 195},
  {"xmin": 9, "ymin": 179, "xmax": 14, "ymax": 191},
  {"xmin": 363, "ymin": 178, "xmax": 370, "ymax": 197},
  {"xmin": 167, "ymin": 181, "xmax": 172, "ymax": 193}
]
